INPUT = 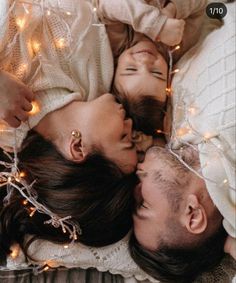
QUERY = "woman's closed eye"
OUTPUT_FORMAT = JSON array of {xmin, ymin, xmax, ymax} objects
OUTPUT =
[
  {"xmin": 121, "ymin": 134, "xmax": 135, "ymax": 149},
  {"xmin": 140, "ymin": 201, "xmax": 148, "ymax": 209}
]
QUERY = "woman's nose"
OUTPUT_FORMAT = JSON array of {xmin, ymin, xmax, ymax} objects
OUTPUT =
[{"xmin": 124, "ymin": 118, "xmax": 133, "ymax": 132}]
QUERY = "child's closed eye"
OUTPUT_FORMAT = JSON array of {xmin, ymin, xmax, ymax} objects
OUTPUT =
[{"xmin": 152, "ymin": 70, "xmax": 163, "ymax": 75}]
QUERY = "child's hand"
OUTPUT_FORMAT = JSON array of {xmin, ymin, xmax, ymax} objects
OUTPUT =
[
  {"xmin": 158, "ymin": 18, "xmax": 185, "ymax": 46},
  {"xmin": 0, "ymin": 70, "xmax": 35, "ymax": 128},
  {"xmin": 162, "ymin": 2, "xmax": 177, "ymax": 19}
]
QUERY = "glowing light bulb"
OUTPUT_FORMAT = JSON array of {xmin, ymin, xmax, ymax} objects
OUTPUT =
[
  {"xmin": 223, "ymin": 179, "xmax": 228, "ymax": 184},
  {"xmin": 7, "ymin": 176, "xmax": 13, "ymax": 182},
  {"xmin": 203, "ymin": 133, "xmax": 211, "ymax": 141},
  {"xmin": 10, "ymin": 245, "xmax": 20, "ymax": 259},
  {"xmin": 156, "ymin": 129, "xmax": 163, "ymax": 134},
  {"xmin": 174, "ymin": 45, "xmax": 180, "ymax": 51},
  {"xmin": 0, "ymin": 123, "xmax": 7, "ymax": 132},
  {"xmin": 66, "ymin": 11, "xmax": 71, "ymax": 15},
  {"xmin": 32, "ymin": 41, "xmax": 41, "ymax": 53},
  {"xmin": 22, "ymin": 199, "xmax": 28, "ymax": 206},
  {"xmin": 176, "ymin": 127, "xmax": 190, "ymax": 137},
  {"xmin": 64, "ymin": 245, "xmax": 69, "ymax": 249},
  {"xmin": 29, "ymin": 207, "xmax": 36, "ymax": 217},
  {"xmin": 21, "ymin": 64, "xmax": 28, "ymax": 71},
  {"xmin": 29, "ymin": 101, "xmax": 40, "ymax": 115},
  {"xmin": 166, "ymin": 87, "xmax": 172, "ymax": 94},
  {"xmin": 19, "ymin": 171, "xmax": 26, "ymax": 178},
  {"xmin": 16, "ymin": 18, "xmax": 26, "ymax": 30},
  {"xmin": 93, "ymin": 7, "xmax": 97, "ymax": 12},
  {"xmin": 47, "ymin": 10, "xmax": 51, "ymax": 16},
  {"xmin": 43, "ymin": 266, "xmax": 49, "ymax": 271},
  {"xmin": 188, "ymin": 107, "xmax": 197, "ymax": 115},
  {"xmin": 56, "ymin": 38, "xmax": 65, "ymax": 49},
  {"xmin": 171, "ymin": 69, "xmax": 179, "ymax": 74}
]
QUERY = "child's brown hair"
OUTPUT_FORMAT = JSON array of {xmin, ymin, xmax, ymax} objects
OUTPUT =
[{"xmin": 113, "ymin": 86, "xmax": 167, "ymax": 137}]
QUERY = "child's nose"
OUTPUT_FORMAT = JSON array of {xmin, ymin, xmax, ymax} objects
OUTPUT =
[{"xmin": 134, "ymin": 53, "xmax": 154, "ymax": 65}]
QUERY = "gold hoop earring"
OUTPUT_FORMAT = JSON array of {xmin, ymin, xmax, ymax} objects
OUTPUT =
[{"xmin": 71, "ymin": 130, "xmax": 81, "ymax": 139}]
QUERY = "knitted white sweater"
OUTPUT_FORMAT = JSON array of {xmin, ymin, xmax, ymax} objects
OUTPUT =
[
  {"xmin": 171, "ymin": 3, "xmax": 236, "ymax": 239},
  {"xmin": 0, "ymin": 0, "xmax": 114, "ymax": 150}
]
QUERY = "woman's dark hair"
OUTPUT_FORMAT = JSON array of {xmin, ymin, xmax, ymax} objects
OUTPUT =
[
  {"xmin": 129, "ymin": 226, "xmax": 227, "ymax": 283},
  {"xmin": 0, "ymin": 130, "xmax": 138, "ymax": 262}
]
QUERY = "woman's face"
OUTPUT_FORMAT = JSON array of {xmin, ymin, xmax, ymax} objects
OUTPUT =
[
  {"xmin": 114, "ymin": 40, "xmax": 168, "ymax": 102},
  {"xmin": 81, "ymin": 94, "xmax": 138, "ymax": 173}
]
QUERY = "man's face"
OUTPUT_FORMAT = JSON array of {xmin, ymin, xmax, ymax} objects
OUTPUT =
[{"xmin": 133, "ymin": 147, "xmax": 180, "ymax": 250}]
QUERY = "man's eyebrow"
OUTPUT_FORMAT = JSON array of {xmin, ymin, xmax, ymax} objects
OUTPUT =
[
  {"xmin": 152, "ymin": 171, "xmax": 179, "ymax": 187},
  {"xmin": 152, "ymin": 171, "xmax": 168, "ymax": 184}
]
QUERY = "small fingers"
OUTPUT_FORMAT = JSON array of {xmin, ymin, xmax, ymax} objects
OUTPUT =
[
  {"xmin": 22, "ymin": 98, "xmax": 33, "ymax": 112},
  {"xmin": 5, "ymin": 116, "xmax": 21, "ymax": 128},
  {"xmin": 15, "ymin": 109, "xmax": 28, "ymax": 123},
  {"xmin": 19, "ymin": 87, "xmax": 35, "ymax": 102}
]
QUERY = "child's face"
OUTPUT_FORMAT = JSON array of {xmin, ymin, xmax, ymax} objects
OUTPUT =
[{"xmin": 114, "ymin": 40, "xmax": 168, "ymax": 102}]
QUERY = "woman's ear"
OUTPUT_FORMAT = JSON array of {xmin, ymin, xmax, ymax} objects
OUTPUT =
[
  {"xmin": 69, "ymin": 135, "xmax": 88, "ymax": 163},
  {"xmin": 181, "ymin": 194, "xmax": 208, "ymax": 234}
]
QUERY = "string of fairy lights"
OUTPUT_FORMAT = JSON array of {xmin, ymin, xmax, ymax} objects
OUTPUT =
[
  {"xmin": 163, "ymin": 51, "xmax": 235, "ymax": 192},
  {"xmin": 0, "ymin": 0, "xmax": 235, "ymax": 274}
]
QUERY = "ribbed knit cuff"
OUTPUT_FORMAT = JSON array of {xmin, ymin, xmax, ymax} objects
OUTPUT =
[{"xmin": 144, "ymin": 13, "xmax": 168, "ymax": 42}]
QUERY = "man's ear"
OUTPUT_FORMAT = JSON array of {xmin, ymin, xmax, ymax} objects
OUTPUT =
[
  {"xmin": 69, "ymin": 136, "xmax": 88, "ymax": 163},
  {"xmin": 181, "ymin": 194, "xmax": 208, "ymax": 234}
]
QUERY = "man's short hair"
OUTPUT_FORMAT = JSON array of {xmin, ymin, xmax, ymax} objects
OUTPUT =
[
  {"xmin": 130, "ymin": 146, "xmax": 228, "ymax": 282},
  {"xmin": 129, "ymin": 226, "xmax": 227, "ymax": 283}
]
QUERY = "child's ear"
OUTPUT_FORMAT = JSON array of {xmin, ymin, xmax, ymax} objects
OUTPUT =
[
  {"xmin": 69, "ymin": 134, "xmax": 88, "ymax": 163},
  {"xmin": 181, "ymin": 194, "xmax": 208, "ymax": 234}
]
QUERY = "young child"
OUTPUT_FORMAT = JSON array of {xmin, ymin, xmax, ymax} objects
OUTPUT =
[{"xmin": 96, "ymin": 0, "xmax": 207, "ymax": 136}]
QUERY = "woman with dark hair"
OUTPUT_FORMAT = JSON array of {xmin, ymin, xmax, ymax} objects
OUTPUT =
[{"xmin": 0, "ymin": 130, "xmax": 138, "ymax": 263}]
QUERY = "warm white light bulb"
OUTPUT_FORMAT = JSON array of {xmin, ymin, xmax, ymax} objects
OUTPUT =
[
  {"xmin": 29, "ymin": 101, "xmax": 40, "ymax": 115},
  {"xmin": 56, "ymin": 38, "xmax": 65, "ymax": 49},
  {"xmin": 10, "ymin": 246, "xmax": 20, "ymax": 259},
  {"xmin": 32, "ymin": 41, "xmax": 41, "ymax": 53},
  {"xmin": 16, "ymin": 18, "xmax": 26, "ymax": 30}
]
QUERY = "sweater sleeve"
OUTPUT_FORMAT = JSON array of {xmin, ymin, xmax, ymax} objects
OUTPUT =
[
  {"xmin": 172, "ymin": 0, "xmax": 208, "ymax": 62},
  {"xmin": 170, "ymin": 0, "xmax": 207, "ymax": 19},
  {"xmin": 96, "ymin": 0, "xmax": 167, "ymax": 42}
]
